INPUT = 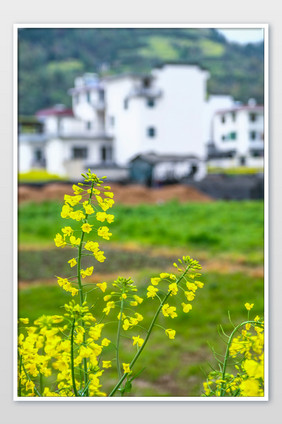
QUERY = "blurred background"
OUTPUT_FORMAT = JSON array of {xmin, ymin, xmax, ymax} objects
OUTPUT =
[{"xmin": 18, "ymin": 27, "xmax": 264, "ymax": 396}]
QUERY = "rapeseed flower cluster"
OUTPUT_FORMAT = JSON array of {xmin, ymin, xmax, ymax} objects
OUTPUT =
[
  {"xmin": 203, "ymin": 304, "xmax": 264, "ymax": 397},
  {"xmin": 18, "ymin": 170, "xmax": 204, "ymax": 397}
]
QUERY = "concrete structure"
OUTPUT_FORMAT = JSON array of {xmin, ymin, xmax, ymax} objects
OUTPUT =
[
  {"xmin": 19, "ymin": 63, "xmax": 263, "ymax": 181},
  {"xmin": 207, "ymin": 100, "xmax": 264, "ymax": 168}
]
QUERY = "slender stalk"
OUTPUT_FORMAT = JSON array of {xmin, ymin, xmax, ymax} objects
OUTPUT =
[
  {"xmin": 70, "ymin": 317, "xmax": 79, "ymax": 397},
  {"xmin": 75, "ymin": 180, "xmax": 95, "ymax": 396},
  {"xmin": 116, "ymin": 297, "xmax": 125, "ymax": 379},
  {"xmin": 109, "ymin": 266, "xmax": 190, "ymax": 397}
]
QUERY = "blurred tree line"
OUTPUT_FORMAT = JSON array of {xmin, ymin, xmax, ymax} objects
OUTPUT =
[{"xmin": 18, "ymin": 28, "xmax": 264, "ymax": 115}]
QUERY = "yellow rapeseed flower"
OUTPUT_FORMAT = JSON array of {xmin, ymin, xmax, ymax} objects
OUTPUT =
[
  {"xmin": 81, "ymin": 223, "xmax": 93, "ymax": 233},
  {"xmin": 122, "ymin": 363, "xmax": 131, "ymax": 374},
  {"xmin": 165, "ymin": 329, "xmax": 176, "ymax": 339}
]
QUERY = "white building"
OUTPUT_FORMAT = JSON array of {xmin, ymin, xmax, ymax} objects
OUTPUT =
[
  {"xmin": 19, "ymin": 63, "xmax": 262, "ymax": 181},
  {"xmin": 207, "ymin": 100, "xmax": 264, "ymax": 168}
]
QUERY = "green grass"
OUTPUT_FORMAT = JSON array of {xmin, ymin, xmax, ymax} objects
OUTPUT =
[
  {"xmin": 18, "ymin": 269, "xmax": 264, "ymax": 397},
  {"xmin": 19, "ymin": 200, "xmax": 264, "ymax": 263}
]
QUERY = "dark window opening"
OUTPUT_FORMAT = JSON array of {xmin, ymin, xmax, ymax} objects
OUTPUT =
[
  {"xmin": 101, "ymin": 146, "xmax": 113, "ymax": 163},
  {"xmin": 249, "ymin": 113, "xmax": 257, "ymax": 122},
  {"xmin": 147, "ymin": 98, "xmax": 155, "ymax": 108},
  {"xmin": 230, "ymin": 132, "xmax": 237, "ymax": 140},
  {"xmin": 143, "ymin": 77, "xmax": 151, "ymax": 88},
  {"xmin": 86, "ymin": 91, "xmax": 91, "ymax": 103},
  {"xmin": 250, "ymin": 131, "xmax": 256, "ymax": 140},
  {"xmin": 240, "ymin": 156, "xmax": 246, "ymax": 166},
  {"xmin": 147, "ymin": 127, "xmax": 156, "ymax": 137},
  {"xmin": 124, "ymin": 99, "xmax": 128, "ymax": 110},
  {"xmin": 231, "ymin": 112, "xmax": 236, "ymax": 121},
  {"xmin": 99, "ymin": 89, "xmax": 105, "ymax": 102},
  {"xmin": 221, "ymin": 115, "xmax": 225, "ymax": 124},
  {"xmin": 86, "ymin": 121, "xmax": 92, "ymax": 130},
  {"xmin": 72, "ymin": 147, "xmax": 88, "ymax": 159},
  {"xmin": 34, "ymin": 149, "xmax": 42, "ymax": 161}
]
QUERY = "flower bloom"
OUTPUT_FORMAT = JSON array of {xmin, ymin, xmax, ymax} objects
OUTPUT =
[
  {"xmin": 102, "ymin": 361, "xmax": 112, "ymax": 369},
  {"xmin": 151, "ymin": 277, "xmax": 161, "ymax": 286},
  {"xmin": 54, "ymin": 233, "xmax": 66, "ymax": 248},
  {"xmin": 97, "ymin": 282, "xmax": 107, "ymax": 292},
  {"xmin": 68, "ymin": 258, "xmax": 77, "ymax": 268},
  {"xmin": 64, "ymin": 194, "xmax": 82, "ymax": 206},
  {"xmin": 184, "ymin": 291, "xmax": 195, "ymax": 301},
  {"xmin": 122, "ymin": 363, "xmax": 131, "ymax": 374},
  {"xmin": 81, "ymin": 223, "xmax": 93, "ymax": 233},
  {"xmin": 132, "ymin": 336, "xmax": 144, "ymax": 347},
  {"xmin": 162, "ymin": 304, "xmax": 177, "ymax": 318},
  {"xmin": 168, "ymin": 282, "xmax": 178, "ymax": 295},
  {"xmin": 147, "ymin": 285, "xmax": 159, "ymax": 298},
  {"xmin": 83, "ymin": 202, "xmax": 95, "ymax": 215},
  {"xmin": 80, "ymin": 266, "xmax": 94, "ymax": 278},
  {"xmin": 69, "ymin": 235, "xmax": 81, "ymax": 246},
  {"xmin": 245, "ymin": 303, "xmax": 254, "ymax": 311},
  {"xmin": 165, "ymin": 329, "xmax": 176, "ymax": 339},
  {"xmin": 97, "ymin": 226, "xmax": 112, "ymax": 240},
  {"xmin": 103, "ymin": 301, "xmax": 115, "ymax": 315},
  {"xmin": 181, "ymin": 303, "xmax": 192, "ymax": 313}
]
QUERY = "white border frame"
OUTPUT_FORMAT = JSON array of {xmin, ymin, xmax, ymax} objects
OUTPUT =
[{"xmin": 13, "ymin": 23, "xmax": 269, "ymax": 402}]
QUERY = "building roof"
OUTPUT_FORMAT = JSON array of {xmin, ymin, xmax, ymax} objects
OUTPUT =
[
  {"xmin": 36, "ymin": 105, "xmax": 74, "ymax": 118},
  {"xmin": 130, "ymin": 152, "xmax": 200, "ymax": 164},
  {"xmin": 215, "ymin": 105, "xmax": 264, "ymax": 115}
]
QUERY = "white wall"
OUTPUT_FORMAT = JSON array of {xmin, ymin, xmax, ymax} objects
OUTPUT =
[
  {"xmin": 19, "ymin": 142, "xmax": 33, "ymax": 173},
  {"xmin": 213, "ymin": 108, "xmax": 264, "ymax": 156}
]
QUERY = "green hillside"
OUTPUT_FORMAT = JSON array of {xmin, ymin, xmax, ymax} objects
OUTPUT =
[{"xmin": 18, "ymin": 28, "xmax": 264, "ymax": 115}]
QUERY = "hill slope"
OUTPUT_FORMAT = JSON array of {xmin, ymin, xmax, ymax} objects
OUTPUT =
[{"xmin": 18, "ymin": 27, "xmax": 264, "ymax": 115}]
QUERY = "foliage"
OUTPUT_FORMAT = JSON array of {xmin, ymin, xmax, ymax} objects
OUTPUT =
[
  {"xmin": 18, "ymin": 28, "xmax": 264, "ymax": 115},
  {"xmin": 19, "ymin": 170, "xmax": 67, "ymax": 182},
  {"xmin": 203, "ymin": 304, "xmax": 264, "ymax": 397}
]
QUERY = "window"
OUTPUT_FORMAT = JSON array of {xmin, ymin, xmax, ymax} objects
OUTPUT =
[
  {"xmin": 250, "ymin": 131, "xmax": 256, "ymax": 141},
  {"xmin": 86, "ymin": 91, "xmax": 91, "ymax": 103},
  {"xmin": 231, "ymin": 112, "xmax": 236, "ymax": 122},
  {"xmin": 147, "ymin": 98, "xmax": 155, "ymax": 108},
  {"xmin": 34, "ymin": 149, "xmax": 42, "ymax": 161},
  {"xmin": 109, "ymin": 116, "xmax": 115, "ymax": 127},
  {"xmin": 221, "ymin": 135, "xmax": 226, "ymax": 141},
  {"xmin": 147, "ymin": 127, "xmax": 156, "ymax": 137},
  {"xmin": 99, "ymin": 89, "xmax": 105, "ymax": 102},
  {"xmin": 249, "ymin": 113, "xmax": 257, "ymax": 122},
  {"xmin": 230, "ymin": 132, "xmax": 237, "ymax": 140},
  {"xmin": 101, "ymin": 146, "xmax": 113, "ymax": 163},
  {"xmin": 124, "ymin": 99, "xmax": 129, "ymax": 110},
  {"xmin": 143, "ymin": 77, "xmax": 151, "ymax": 88},
  {"xmin": 86, "ymin": 121, "xmax": 92, "ymax": 130},
  {"xmin": 221, "ymin": 115, "xmax": 225, "ymax": 124},
  {"xmin": 72, "ymin": 147, "xmax": 88, "ymax": 159}
]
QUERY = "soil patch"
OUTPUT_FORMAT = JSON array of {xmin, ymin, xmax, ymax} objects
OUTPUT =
[{"xmin": 18, "ymin": 183, "xmax": 213, "ymax": 205}]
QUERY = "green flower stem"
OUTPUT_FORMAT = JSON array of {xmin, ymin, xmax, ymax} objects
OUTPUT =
[
  {"xmin": 220, "ymin": 320, "xmax": 263, "ymax": 396},
  {"xmin": 70, "ymin": 317, "xmax": 79, "ymax": 397},
  {"xmin": 76, "ymin": 181, "xmax": 95, "ymax": 395},
  {"xmin": 116, "ymin": 297, "xmax": 125, "ymax": 379},
  {"xmin": 109, "ymin": 266, "xmax": 190, "ymax": 397}
]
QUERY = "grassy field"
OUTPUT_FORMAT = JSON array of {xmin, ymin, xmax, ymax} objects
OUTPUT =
[
  {"xmin": 19, "ymin": 200, "xmax": 264, "ymax": 263},
  {"xmin": 18, "ymin": 199, "xmax": 264, "ymax": 397}
]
